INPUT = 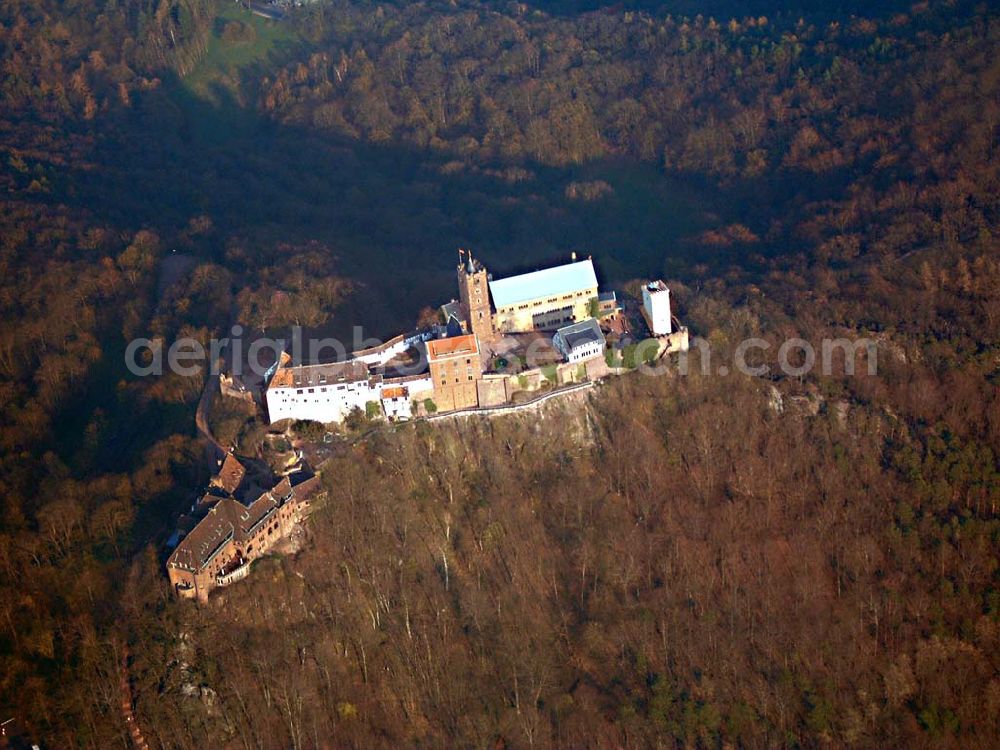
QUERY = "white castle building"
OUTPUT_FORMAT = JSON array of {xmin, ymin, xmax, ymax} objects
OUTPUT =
[
  {"xmin": 642, "ymin": 280, "xmax": 672, "ymax": 336},
  {"xmin": 265, "ymin": 358, "xmax": 382, "ymax": 424},
  {"xmin": 553, "ymin": 318, "xmax": 606, "ymax": 363},
  {"xmin": 264, "ymin": 345, "xmax": 434, "ymax": 425}
]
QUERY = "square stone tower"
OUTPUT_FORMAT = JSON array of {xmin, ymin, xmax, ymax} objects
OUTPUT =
[{"xmin": 457, "ymin": 250, "xmax": 496, "ymax": 343}]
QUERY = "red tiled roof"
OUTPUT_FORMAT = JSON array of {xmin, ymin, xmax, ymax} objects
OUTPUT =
[
  {"xmin": 212, "ymin": 454, "xmax": 246, "ymax": 495},
  {"xmin": 269, "ymin": 359, "xmax": 371, "ymax": 389},
  {"xmin": 426, "ymin": 334, "xmax": 478, "ymax": 360}
]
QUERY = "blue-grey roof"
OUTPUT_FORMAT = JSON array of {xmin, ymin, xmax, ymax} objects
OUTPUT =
[
  {"xmin": 445, "ymin": 315, "xmax": 464, "ymax": 338},
  {"xmin": 556, "ymin": 318, "xmax": 605, "ymax": 352},
  {"xmin": 489, "ymin": 259, "xmax": 598, "ymax": 309},
  {"xmin": 440, "ymin": 300, "xmax": 461, "ymax": 319}
]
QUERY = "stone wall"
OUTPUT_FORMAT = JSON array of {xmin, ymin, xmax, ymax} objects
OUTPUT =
[{"xmin": 477, "ymin": 376, "xmax": 508, "ymax": 407}]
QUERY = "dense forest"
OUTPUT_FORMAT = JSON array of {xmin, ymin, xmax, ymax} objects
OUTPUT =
[{"xmin": 0, "ymin": 0, "xmax": 998, "ymax": 747}]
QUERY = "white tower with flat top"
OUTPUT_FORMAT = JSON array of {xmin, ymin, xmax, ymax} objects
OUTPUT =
[{"xmin": 642, "ymin": 280, "xmax": 672, "ymax": 336}]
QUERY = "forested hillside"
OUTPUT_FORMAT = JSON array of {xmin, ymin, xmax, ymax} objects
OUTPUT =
[
  {"xmin": 125, "ymin": 370, "xmax": 1000, "ymax": 748},
  {"xmin": 0, "ymin": 0, "xmax": 998, "ymax": 747}
]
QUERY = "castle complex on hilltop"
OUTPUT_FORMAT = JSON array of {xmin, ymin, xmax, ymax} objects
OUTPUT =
[
  {"xmin": 178, "ymin": 252, "xmax": 688, "ymax": 600},
  {"xmin": 260, "ymin": 252, "xmax": 686, "ymax": 427}
]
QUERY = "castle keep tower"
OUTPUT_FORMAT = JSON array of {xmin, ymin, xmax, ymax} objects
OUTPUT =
[
  {"xmin": 457, "ymin": 249, "xmax": 496, "ymax": 343},
  {"xmin": 642, "ymin": 280, "xmax": 672, "ymax": 336}
]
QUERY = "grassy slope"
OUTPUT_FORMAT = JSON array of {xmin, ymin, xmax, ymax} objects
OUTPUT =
[{"xmin": 183, "ymin": 1, "xmax": 300, "ymax": 102}]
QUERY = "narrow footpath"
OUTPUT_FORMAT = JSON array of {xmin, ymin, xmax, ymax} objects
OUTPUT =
[{"xmin": 118, "ymin": 642, "xmax": 149, "ymax": 750}]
